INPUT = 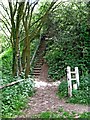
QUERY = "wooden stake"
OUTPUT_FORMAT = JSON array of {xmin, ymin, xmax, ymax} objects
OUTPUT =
[{"xmin": 67, "ymin": 66, "xmax": 72, "ymax": 97}]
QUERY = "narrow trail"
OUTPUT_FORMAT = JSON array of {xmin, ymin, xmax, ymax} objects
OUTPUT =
[{"xmin": 20, "ymin": 63, "xmax": 89, "ymax": 118}]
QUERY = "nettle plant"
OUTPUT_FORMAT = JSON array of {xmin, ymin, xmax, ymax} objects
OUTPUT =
[{"xmin": 1, "ymin": 77, "xmax": 35, "ymax": 118}]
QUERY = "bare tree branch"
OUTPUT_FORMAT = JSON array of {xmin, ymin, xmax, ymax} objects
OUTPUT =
[
  {"xmin": 0, "ymin": 11, "xmax": 11, "ymax": 27},
  {"xmin": 30, "ymin": 1, "xmax": 56, "ymax": 28},
  {"xmin": 0, "ymin": 19, "xmax": 11, "ymax": 33},
  {"xmin": 13, "ymin": 2, "xmax": 18, "ymax": 17},
  {"xmin": 28, "ymin": 0, "xmax": 39, "ymax": 28},
  {"xmin": 0, "ymin": 26, "xmax": 10, "ymax": 39},
  {"xmin": 0, "ymin": 2, "xmax": 11, "ymax": 19}
]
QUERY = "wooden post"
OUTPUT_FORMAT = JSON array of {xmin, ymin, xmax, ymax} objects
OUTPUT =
[
  {"xmin": 67, "ymin": 66, "xmax": 72, "ymax": 97},
  {"xmin": 67, "ymin": 66, "xmax": 79, "ymax": 97},
  {"xmin": 75, "ymin": 67, "xmax": 79, "ymax": 86}
]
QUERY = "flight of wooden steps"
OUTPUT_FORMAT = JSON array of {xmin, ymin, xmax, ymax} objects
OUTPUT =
[
  {"xmin": 32, "ymin": 58, "xmax": 44, "ymax": 78},
  {"xmin": 32, "ymin": 40, "xmax": 46, "ymax": 79}
]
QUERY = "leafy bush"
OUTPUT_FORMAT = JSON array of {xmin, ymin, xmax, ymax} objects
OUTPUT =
[
  {"xmin": 58, "ymin": 73, "xmax": 90, "ymax": 105},
  {"xmin": 2, "ymin": 48, "xmax": 12, "ymax": 77},
  {"xmin": 44, "ymin": 2, "xmax": 90, "ymax": 81},
  {"xmin": 1, "ymin": 77, "xmax": 34, "ymax": 118},
  {"xmin": 45, "ymin": 44, "xmax": 66, "ymax": 80},
  {"xmin": 58, "ymin": 81, "xmax": 68, "ymax": 98}
]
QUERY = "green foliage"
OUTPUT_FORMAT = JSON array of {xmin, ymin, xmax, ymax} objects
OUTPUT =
[
  {"xmin": 33, "ymin": 111, "xmax": 90, "ymax": 119},
  {"xmin": 2, "ymin": 48, "xmax": 12, "ymax": 77},
  {"xmin": 34, "ymin": 111, "xmax": 61, "ymax": 118},
  {"xmin": 1, "ymin": 77, "xmax": 34, "ymax": 118},
  {"xmin": 38, "ymin": 111, "xmax": 54, "ymax": 118},
  {"xmin": 79, "ymin": 112, "xmax": 90, "ymax": 118},
  {"xmin": 58, "ymin": 81, "xmax": 68, "ymax": 98},
  {"xmin": 45, "ymin": 2, "xmax": 90, "ymax": 80},
  {"xmin": 0, "ymin": 34, "xmax": 10, "ymax": 52},
  {"xmin": 30, "ymin": 39, "xmax": 40, "ymax": 60},
  {"xmin": 1, "ymin": 46, "xmax": 35, "ymax": 118},
  {"xmin": 58, "ymin": 73, "xmax": 90, "ymax": 105},
  {"xmin": 30, "ymin": 39, "xmax": 41, "ymax": 73}
]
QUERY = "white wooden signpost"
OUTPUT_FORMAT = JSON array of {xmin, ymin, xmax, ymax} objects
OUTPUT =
[{"xmin": 67, "ymin": 66, "xmax": 79, "ymax": 97}]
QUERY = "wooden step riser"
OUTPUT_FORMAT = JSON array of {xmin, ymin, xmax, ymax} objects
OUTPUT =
[
  {"xmin": 34, "ymin": 71, "xmax": 41, "ymax": 73},
  {"xmin": 36, "ymin": 64, "xmax": 41, "ymax": 66},
  {"xmin": 34, "ymin": 68, "xmax": 41, "ymax": 70},
  {"xmin": 35, "ymin": 63, "xmax": 43, "ymax": 65},
  {"xmin": 36, "ymin": 63, "xmax": 43, "ymax": 65},
  {"xmin": 32, "ymin": 73, "xmax": 40, "ymax": 75},
  {"xmin": 36, "ymin": 62, "xmax": 43, "ymax": 64}
]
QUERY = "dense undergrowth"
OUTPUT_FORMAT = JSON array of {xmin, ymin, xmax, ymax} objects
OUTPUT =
[
  {"xmin": 1, "ymin": 46, "xmax": 35, "ymax": 118},
  {"xmin": 1, "ymin": 78, "xmax": 34, "ymax": 117},
  {"xmin": 45, "ymin": 2, "xmax": 90, "ymax": 80}
]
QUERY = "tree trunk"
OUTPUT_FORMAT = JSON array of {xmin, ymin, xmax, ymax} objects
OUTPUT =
[
  {"xmin": 12, "ymin": 31, "xmax": 21, "ymax": 76},
  {"xmin": 21, "ymin": 40, "xmax": 27, "ymax": 71},
  {"xmin": 25, "ymin": 36, "xmax": 30, "ymax": 78},
  {"xmin": 18, "ymin": 43, "xmax": 22, "ymax": 75},
  {"xmin": 12, "ymin": 46, "xmax": 18, "ymax": 76}
]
